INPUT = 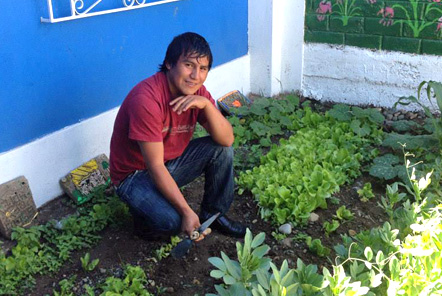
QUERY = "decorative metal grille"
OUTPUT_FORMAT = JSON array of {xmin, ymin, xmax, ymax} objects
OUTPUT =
[{"xmin": 41, "ymin": 0, "xmax": 181, "ymax": 23}]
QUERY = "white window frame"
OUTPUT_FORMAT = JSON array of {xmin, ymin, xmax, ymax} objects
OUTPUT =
[{"xmin": 41, "ymin": 0, "xmax": 181, "ymax": 23}]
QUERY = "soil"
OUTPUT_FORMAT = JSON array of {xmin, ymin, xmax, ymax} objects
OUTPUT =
[
  {"xmin": 2, "ymin": 172, "xmax": 387, "ymax": 296},
  {"xmin": 3, "ymin": 98, "xmax": 414, "ymax": 296}
]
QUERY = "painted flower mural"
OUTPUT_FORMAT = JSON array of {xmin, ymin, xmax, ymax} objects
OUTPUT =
[
  {"xmin": 437, "ymin": 16, "xmax": 442, "ymax": 38},
  {"xmin": 314, "ymin": 0, "xmax": 442, "ymax": 38},
  {"xmin": 316, "ymin": 1, "xmax": 332, "ymax": 21},
  {"xmin": 377, "ymin": 7, "xmax": 394, "ymax": 26}
]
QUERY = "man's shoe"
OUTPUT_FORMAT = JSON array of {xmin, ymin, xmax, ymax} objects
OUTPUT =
[{"xmin": 200, "ymin": 213, "xmax": 246, "ymax": 238}]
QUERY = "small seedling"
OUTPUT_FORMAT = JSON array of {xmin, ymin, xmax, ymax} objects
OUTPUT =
[
  {"xmin": 357, "ymin": 183, "xmax": 375, "ymax": 202},
  {"xmin": 271, "ymin": 231, "xmax": 287, "ymax": 241},
  {"xmin": 323, "ymin": 220, "xmax": 340, "ymax": 236},
  {"xmin": 335, "ymin": 206, "xmax": 354, "ymax": 221},
  {"xmin": 305, "ymin": 236, "xmax": 331, "ymax": 257},
  {"xmin": 80, "ymin": 253, "xmax": 99, "ymax": 272}
]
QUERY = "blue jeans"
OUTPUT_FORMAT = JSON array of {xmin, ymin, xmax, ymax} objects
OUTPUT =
[{"xmin": 115, "ymin": 136, "xmax": 234, "ymax": 237}]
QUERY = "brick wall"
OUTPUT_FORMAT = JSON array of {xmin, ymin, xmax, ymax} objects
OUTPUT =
[{"xmin": 305, "ymin": 0, "xmax": 442, "ymax": 55}]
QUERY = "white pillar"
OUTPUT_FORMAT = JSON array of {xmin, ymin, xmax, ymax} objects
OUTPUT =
[{"xmin": 249, "ymin": 0, "xmax": 305, "ymax": 96}]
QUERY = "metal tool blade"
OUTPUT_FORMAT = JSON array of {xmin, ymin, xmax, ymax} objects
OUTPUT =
[
  {"xmin": 170, "ymin": 212, "xmax": 221, "ymax": 259},
  {"xmin": 198, "ymin": 212, "xmax": 220, "ymax": 233}
]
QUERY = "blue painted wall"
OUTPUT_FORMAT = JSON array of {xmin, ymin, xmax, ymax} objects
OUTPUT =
[{"xmin": 0, "ymin": 0, "xmax": 248, "ymax": 153}]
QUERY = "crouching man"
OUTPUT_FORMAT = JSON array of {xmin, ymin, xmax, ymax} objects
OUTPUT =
[{"xmin": 109, "ymin": 32, "xmax": 246, "ymax": 241}]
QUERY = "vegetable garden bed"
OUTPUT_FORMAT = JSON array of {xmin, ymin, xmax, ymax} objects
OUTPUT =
[{"xmin": 1, "ymin": 83, "xmax": 441, "ymax": 295}]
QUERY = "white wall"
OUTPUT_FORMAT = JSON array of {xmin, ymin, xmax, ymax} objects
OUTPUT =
[
  {"xmin": 249, "ymin": 0, "xmax": 305, "ymax": 96},
  {"xmin": 0, "ymin": 56, "xmax": 250, "ymax": 207},
  {"xmin": 302, "ymin": 43, "xmax": 442, "ymax": 110}
]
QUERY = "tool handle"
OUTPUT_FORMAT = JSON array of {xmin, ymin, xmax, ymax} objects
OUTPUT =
[{"xmin": 190, "ymin": 231, "xmax": 200, "ymax": 240}]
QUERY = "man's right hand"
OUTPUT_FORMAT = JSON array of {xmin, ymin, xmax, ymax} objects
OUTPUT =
[{"xmin": 181, "ymin": 208, "xmax": 201, "ymax": 237}]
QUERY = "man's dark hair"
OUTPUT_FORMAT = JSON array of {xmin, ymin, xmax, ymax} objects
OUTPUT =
[{"xmin": 159, "ymin": 32, "xmax": 213, "ymax": 73}]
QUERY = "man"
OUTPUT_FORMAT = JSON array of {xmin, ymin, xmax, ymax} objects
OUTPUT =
[{"xmin": 109, "ymin": 32, "xmax": 246, "ymax": 241}]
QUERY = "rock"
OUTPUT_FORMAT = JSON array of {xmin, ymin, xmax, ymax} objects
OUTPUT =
[
  {"xmin": 252, "ymin": 219, "xmax": 258, "ymax": 224},
  {"xmin": 348, "ymin": 229, "xmax": 357, "ymax": 236},
  {"xmin": 278, "ymin": 223, "xmax": 292, "ymax": 234},
  {"xmin": 409, "ymin": 113, "xmax": 418, "ymax": 120},
  {"xmin": 192, "ymin": 279, "xmax": 201, "ymax": 285},
  {"xmin": 394, "ymin": 112, "xmax": 401, "ymax": 117},
  {"xmin": 148, "ymin": 280, "xmax": 155, "ymax": 287},
  {"xmin": 165, "ymin": 287, "xmax": 174, "ymax": 293},
  {"xmin": 281, "ymin": 238, "xmax": 292, "ymax": 248},
  {"xmin": 303, "ymin": 249, "xmax": 307, "ymax": 253},
  {"xmin": 386, "ymin": 114, "xmax": 393, "ymax": 120},
  {"xmin": 398, "ymin": 115, "xmax": 405, "ymax": 120},
  {"xmin": 308, "ymin": 213, "xmax": 319, "ymax": 222},
  {"xmin": 99, "ymin": 268, "xmax": 106, "ymax": 274}
]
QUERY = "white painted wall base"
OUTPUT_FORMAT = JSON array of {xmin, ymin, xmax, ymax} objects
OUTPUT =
[
  {"xmin": 302, "ymin": 43, "xmax": 442, "ymax": 110},
  {"xmin": 0, "ymin": 55, "xmax": 250, "ymax": 208}
]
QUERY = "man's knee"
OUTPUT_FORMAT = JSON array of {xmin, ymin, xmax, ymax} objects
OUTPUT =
[
  {"xmin": 157, "ymin": 212, "xmax": 182, "ymax": 234},
  {"xmin": 215, "ymin": 144, "xmax": 233, "ymax": 162}
]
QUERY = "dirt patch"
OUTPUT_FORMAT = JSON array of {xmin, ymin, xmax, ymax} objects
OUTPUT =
[{"xmin": 5, "ymin": 171, "xmax": 387, "ymax": 296}]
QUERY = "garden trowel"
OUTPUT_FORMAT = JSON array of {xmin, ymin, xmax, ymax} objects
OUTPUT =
[{"xmin": 171, "ymin": 212, "xmax": 220, "ymax": 258}]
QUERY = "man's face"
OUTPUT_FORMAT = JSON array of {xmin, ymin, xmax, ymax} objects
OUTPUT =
[{"xmin": 166, "ymin": 54, "xmax": 209, "ymax": 98}]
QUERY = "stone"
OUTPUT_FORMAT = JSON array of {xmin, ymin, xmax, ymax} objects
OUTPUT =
[
  {"xmin": 60, "ymin": 154, "xmax": 111, "ymax": 204},
  {"xmin": 278, "ymin": 223, "xmax": 292, "ymax": 234},
  {"xmin": 398, "ymin": 115, "xmax": 405, "ymax": 120},
  {"xmin": 409, "ymin": 113, "xmax": 418, "ymax": 120},
  {"xmin": 348, "ymin": 229, "xmax": 357, "ymax": 236},
  {"xmin": 281, "ymin": 238, "xmax": 292, "ymax": 248},
  {"xmin": 386, "ymin": 114, "xmax": 393, "ymax": 120},
  {"xmin": 0, "ymin": 176, "xmax": 37, "ymax": 239},
  {"xmin": 252, "ymin": 219, "xmax": 258, "ymax": 224},
  {"xmin": 308, "ymin": 212, "xmax": 319, "ymax": 222},
  {"xmin": 165, "ymin": 287, "xmax": 174, "ymax": 293}
]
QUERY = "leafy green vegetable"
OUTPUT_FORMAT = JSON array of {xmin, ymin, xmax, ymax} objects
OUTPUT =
[
  {"xmin": 357, "ymin": 183, "xmax": 375, "ymax": 202},
  {"xmin": 323, "ymin": 220, "xmax": 340, "ymax": 236},
  {"xmin": 335, "ymin": 206, "xmax": 354, "ymax": 221},
  {"xmin": 305, "ymin": 236, "xmax": 331, "ymax": 257}
]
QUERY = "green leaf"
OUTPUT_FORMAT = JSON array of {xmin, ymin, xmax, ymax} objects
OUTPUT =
[
  {"xmin": 364, "ymin": 247, "xmax": 373, "ymax": 261},
  {"xmin": 390, "ymin": 120, "xmax": 419, "ymax": 133},
  {"xmin": 389, "ymin": 256, "xmax": 399, "ymax": 279},
  {"xmin": 250, "ymin": 105, "xmax": 267, "ymax": 116},
  {"xmin": 221, "ymin": 252, "xmax": 241, "ymax": 279},
  {"xmin": 369, "ymin": 164, "xmax": 397, "ymax": 180},
  {"xmin": 210, "ymin": 270, "xmax": 225, "ymax": 279},
  {"xmin": 285, "ymin": 94, "xmax": 300, "ymax": 107},
  {"xmin": 208, "ymin": 257, "xmax": 227, "ymax": 272},
  {"xmin": 252, "ymin": 245, "xmax": 270, "ymax": 258},
  {"xmin": 350, "ymin": 119, "xmax": 371, "ymax": 137},
  {"xmin": 328, "ymin": 104, "xmax": 352, "ymax": 121},
  {"xmin": 251, "ymin": 232, "xmax": 266, "ymax": 248},
  {"xmin": 223, "ymin": 274, "xmax": 236, "ymax": 285},
  {"xmin": 373, "ymin": 154, "xmax": 400, "ymax": 166},
  {"xmin": 375, "ymin": 251, "xmax": 385, "ymax": 265},
  {"xmin": 256, "ymin": 269, "xmax": 270, "ymax": 290},
  {"xmin": 367, "ymin": 108, "xmax": 385, "ymax": 124}
]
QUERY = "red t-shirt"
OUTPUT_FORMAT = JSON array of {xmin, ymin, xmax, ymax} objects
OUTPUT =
[{"xmin": 109, "ymin": 71, "xmax": 215, "ymax": 185}]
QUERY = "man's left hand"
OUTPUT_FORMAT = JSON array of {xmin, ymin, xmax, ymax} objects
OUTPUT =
[{"xmin": 170, "ymin": 95, "xmax": 209, "ymax": 115}]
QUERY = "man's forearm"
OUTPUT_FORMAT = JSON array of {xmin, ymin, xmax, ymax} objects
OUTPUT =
[
  {"xmin": 203, "ymin": 103, "xmax": 234, "ymax": 146},
  {"xmin": 147, "ymin": 163, "xmax": 193, "ymax": 216}
]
